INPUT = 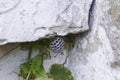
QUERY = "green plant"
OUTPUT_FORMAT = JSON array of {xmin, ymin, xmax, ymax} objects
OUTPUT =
[
  {"xmin": 49, "ymin": 64, "xmax": 74, "ymax": 80},
  {"xmin": 20, "ymin": 41, "xmax": 47, "ymax": 80},
  {"xmin": 20, "ymin": 54, "xmax": 46, "ymax": 80},
  {"xmin": 19, "ymin": 35, "xmax": 75, "ymax": 80}
]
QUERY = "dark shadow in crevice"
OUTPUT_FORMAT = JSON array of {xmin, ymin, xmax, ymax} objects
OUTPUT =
[{"xmin": 88, "ymin": 0, "xmax": 96, "ymax": 31}]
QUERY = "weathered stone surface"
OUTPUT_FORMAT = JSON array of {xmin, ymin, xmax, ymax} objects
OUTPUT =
[
  {"xmin": 66, "ymin": 0, "xmax": 120, "ymax": 80},
  {"xmin": 0, "ymin": 0, "xmax": 120, "ymax": 80},
  {"xmin": 0, "ymin": 0, "xmax": 92, "ymax": 45}
]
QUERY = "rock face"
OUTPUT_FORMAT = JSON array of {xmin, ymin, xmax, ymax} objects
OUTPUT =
[
  {"xmin": 0, "ymin": 0, "xmax": 92, "ymax": 45},
  {"xmin": 67, "ymin": 0, "xmax": 120, "ymax": 80},
  {"xmin": 0, "ymin": 0, "xmax": 120, "ymax": 80}
]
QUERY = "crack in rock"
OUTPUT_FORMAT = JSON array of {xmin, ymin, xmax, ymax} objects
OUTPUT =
[{"xmin": 88, "ymin": 0, "xmax": 96, "ymax": 29}]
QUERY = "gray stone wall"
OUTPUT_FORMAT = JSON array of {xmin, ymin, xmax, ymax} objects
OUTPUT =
[{"xmin": 0, "ymin": 0, "xmax": 120, "ymax": 80}]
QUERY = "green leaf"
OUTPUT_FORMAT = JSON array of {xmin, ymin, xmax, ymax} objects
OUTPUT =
[
  {"xmin": 31, "ymin": 66, "xmax": 46, "ymax": 78},
  {"xmin": 20, "ymin": 55, "xmax": 46, "ymax": 79},
  {"xmin": 20, "ymin": 62, "xmax": 35, "ymax": 79},
  {"xmin": 30, "ymin": 55, "xmax": 46, "ymax": 78},
  {"xmin": 49, "ymin": 64, "xmax": 74, "ymax": 80},
  {"xmin": 20, "ymin": 63, "xmax": 30, "ymax": 75},
  {"xmin": 31, "ymin": 55, "xmax": 43, "ymax": 66}
]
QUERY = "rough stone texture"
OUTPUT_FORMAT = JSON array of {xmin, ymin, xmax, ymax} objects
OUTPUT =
[
  {"xmin": 0, "ymin": 0, "xmax": 92, "ymax": 45},
  {"xmin": 67, "ymin": 0, "xmax": 120, "ymax": 80},
  {"xmin": 0, "ymin": 0, "xmax": 120, "ymax": 80}
]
